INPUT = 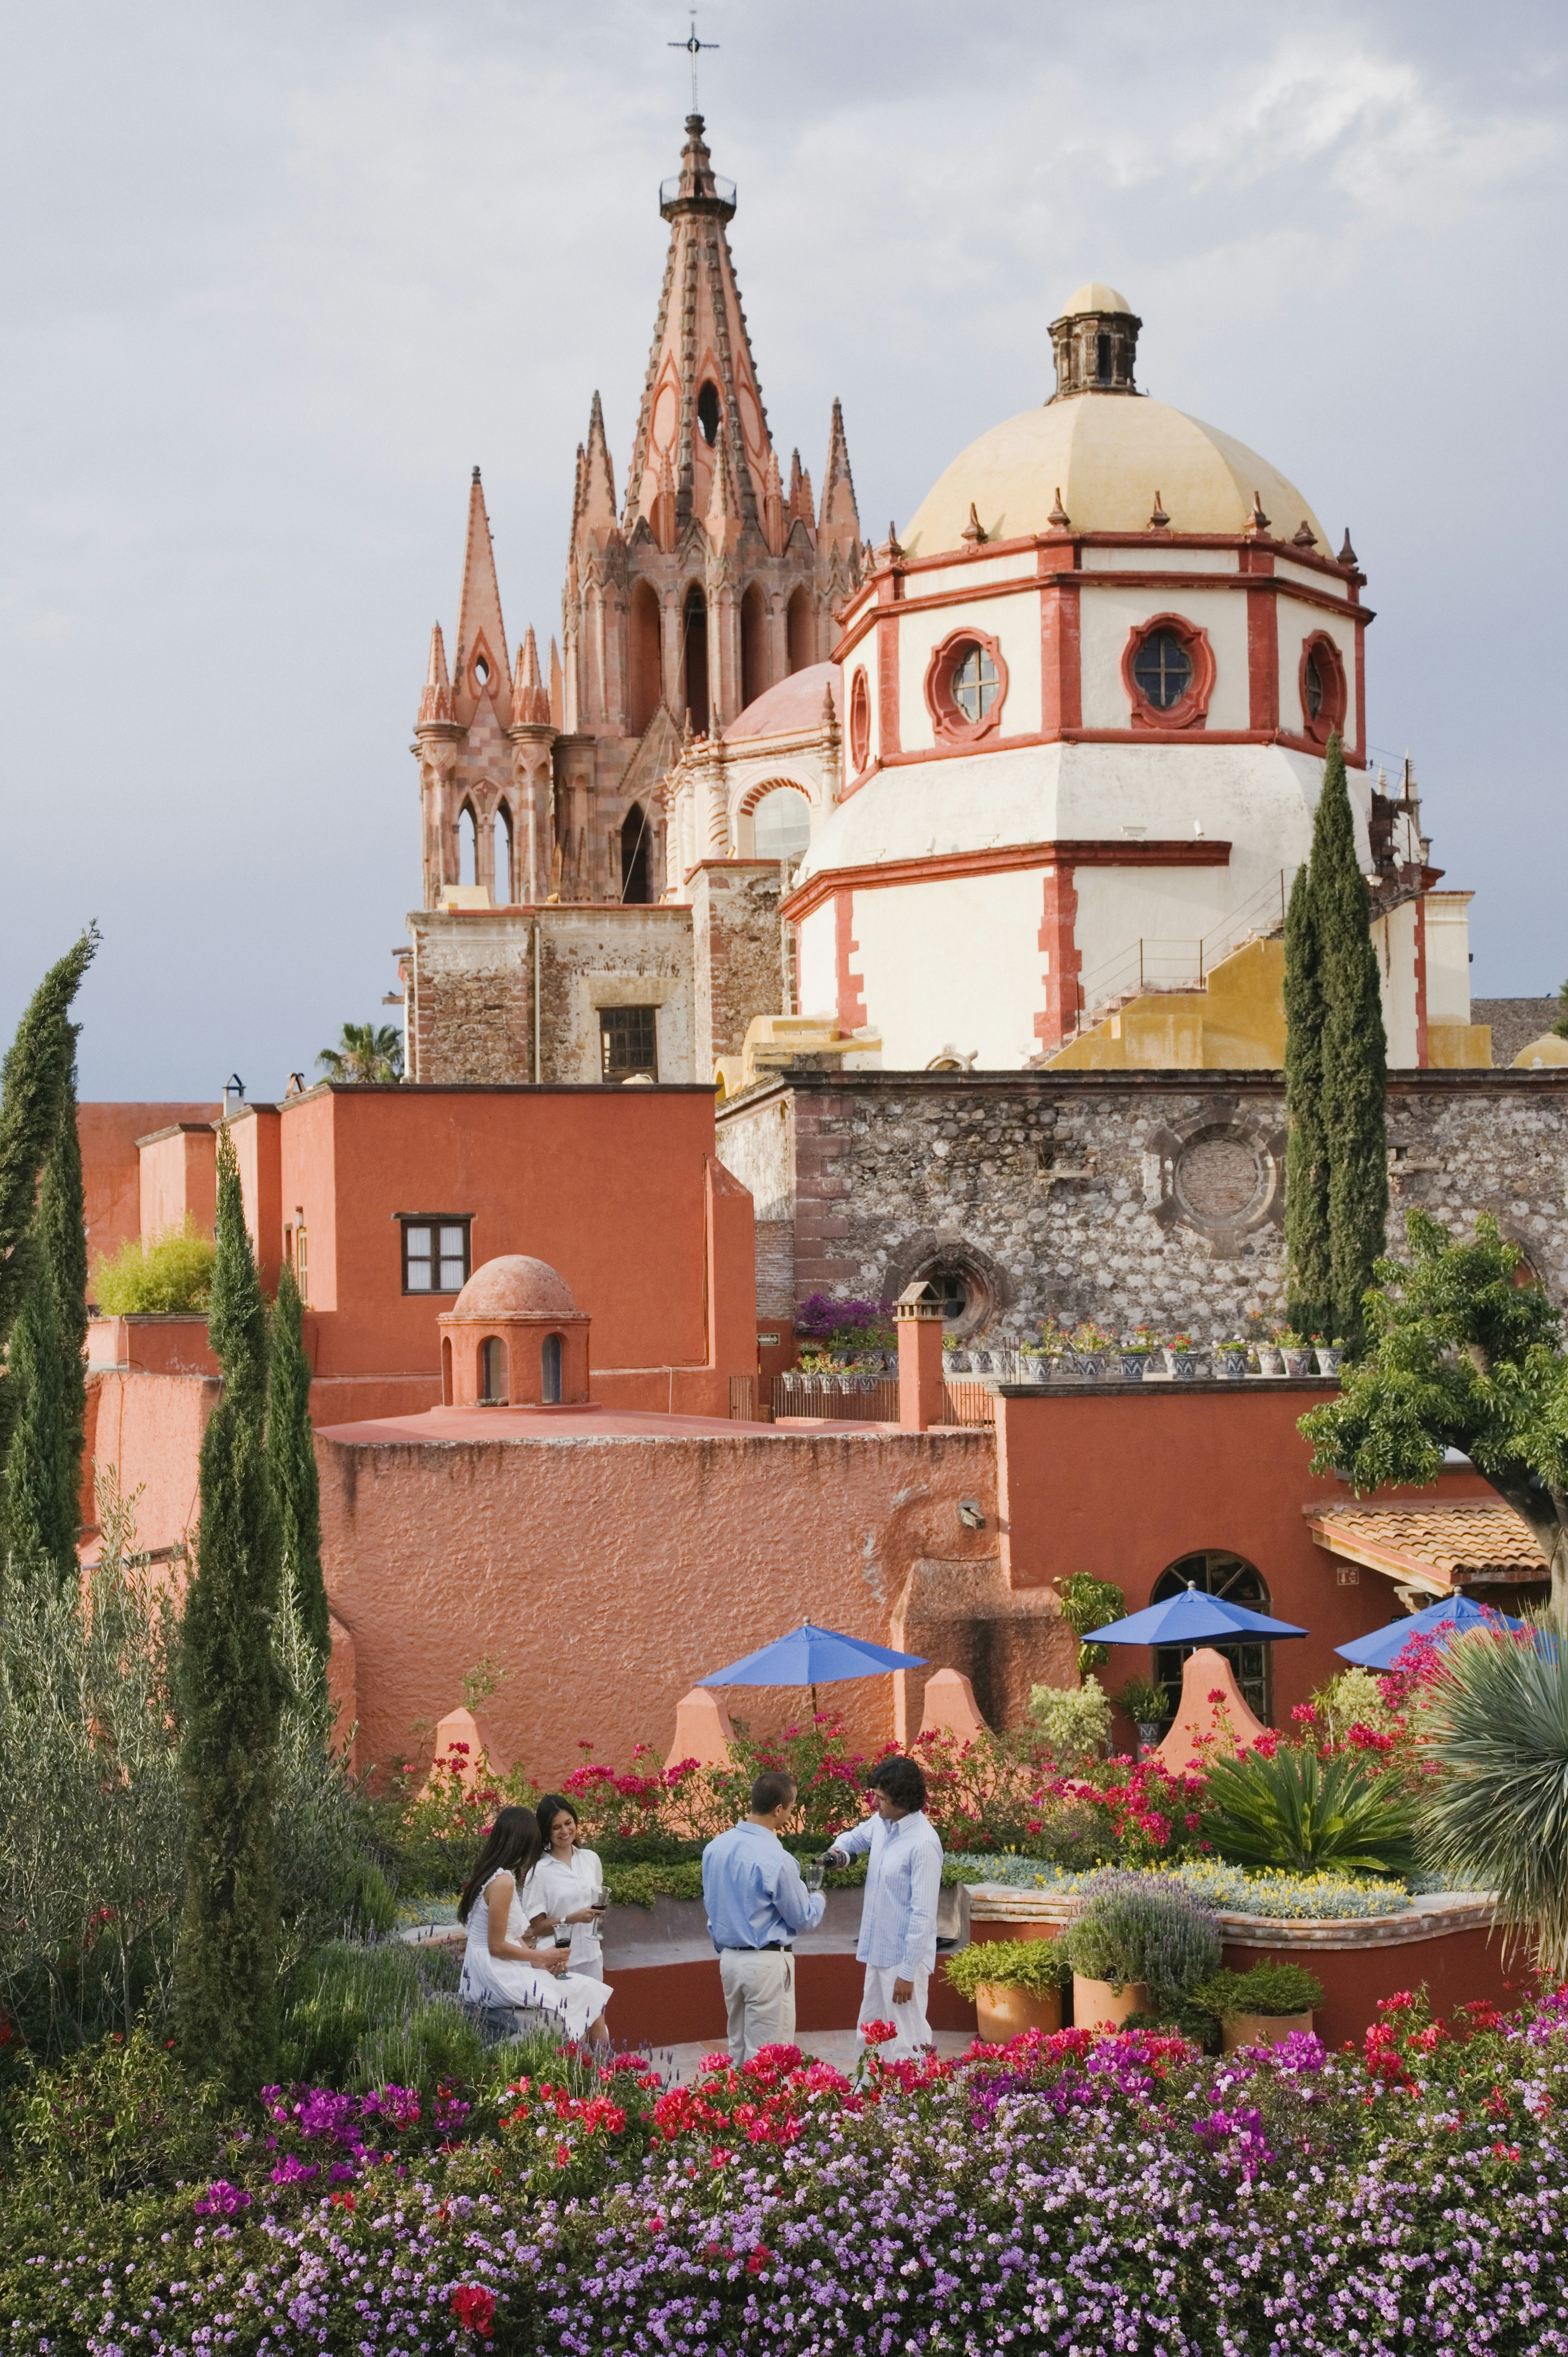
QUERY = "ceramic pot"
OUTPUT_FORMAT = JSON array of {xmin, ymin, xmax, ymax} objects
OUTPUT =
[
  {"xmin": 1221, "ymin": 2009, "xmax": 1314, "ymax": 2053},
  {"xmin": 1216, "ymin": 1352, "xmax": 1249, "ymax": 1381},
  {"xmin": 1072, "ymin": 1351, "xmax": 1107, "ymax": 1380},
  {"xmin": 1255, "ymin": 1345, "xmax": 1283, "ymax": 1376},
  {"xmin": 1164, "ymin": 1349, "xmax": 1201, "ymax": 1378},
  {"xmin": 1116, "ymin": 1351, "xmax": 1149, "ymax": 1381},
  {"xmin": 974, "ymin": 1981, "xmax": 1064, "ymax": 2042},
  {"xmin": 1314, "ymin": 1347, "xmax": 1345, "ymax": 1376},
  {"xmin": 1135, "ymin": 1721, "xmax": 1165, "ymax": 1759},
  {"xmin": 1281, "ymin": 1347, "xmax": 1313, "ymax": 1377},
  {"xmin": 1072, "ymin": 1974, "xmax": 1150, "ymax": 2031},
  {"xmin": 969, "ymin": 1349, "xmax": 994, "ymax": 1374},
  {"xmin": 1018, "ymin": 1356, "xmax": 1049, "ymax": 1384},
  {"xmin": 944, "ymin": 1351, "xmax": 968, "ymax": 1374}
]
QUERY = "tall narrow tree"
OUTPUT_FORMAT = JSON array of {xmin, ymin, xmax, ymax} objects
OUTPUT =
[
  {"xmin": 38, "ymin": 1019, "xmax": 88, "ymax": 1465},
  {"xmin": 4, "ymin": 1015, "xmax": 91, "ymax": 1579},
  {"xmin": 0, "ymin": 929, "xmax": 96, "ymax": 1467},
  {"xmin": 1315, "ymin": 733, "xmax": 1389, "ymax": 1347},
  {"xmin": 173, "ymin": 1127, "xmax": 283, "ymax": 2099},
  {"xmin": 267, "ymin": 1261, "xmax": 328, "ymax": 1663},
  {"xmin": 1283, "ymin": 859, "xmax": 1330, "ymax": 1338}
]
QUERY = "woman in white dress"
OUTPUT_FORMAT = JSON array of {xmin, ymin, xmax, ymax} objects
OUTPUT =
[
  {"xmin": 457, "ymin": 1806, "xmax": 613, "ymax": 2047},
  {"xmin": 527, "ymin": 1795, "xmax": 607, "ymax": 1979}
]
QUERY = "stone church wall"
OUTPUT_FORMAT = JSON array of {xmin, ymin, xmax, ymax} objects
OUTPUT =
[
  {"xmin": 716, "ymin": 1068, "xmax": 1568, "ymax": 1338},
  {"xmin": 690, "ymin": 861, "xmax": 786, "ymax": 1079}
]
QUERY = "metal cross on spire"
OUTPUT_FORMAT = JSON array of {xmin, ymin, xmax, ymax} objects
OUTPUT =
[{"xmin": 669, "ymin": 11, "xmax": 717, "ymax": 111}]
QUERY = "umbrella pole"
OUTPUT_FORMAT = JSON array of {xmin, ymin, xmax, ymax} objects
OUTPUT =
[{"xmin": 810, "ymin": 1683, "xmax": 820, "ymax": 1719}]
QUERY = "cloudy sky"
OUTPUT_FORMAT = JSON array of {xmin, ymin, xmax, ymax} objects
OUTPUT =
[{"xmin": 2, "ymin": 0, "xmax": 1563, "ymax": 1095}]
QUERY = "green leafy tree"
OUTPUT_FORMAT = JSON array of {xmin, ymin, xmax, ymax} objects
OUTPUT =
[
  {"xmin": 0, "ymin": 929, "xmax": 97, "ymax": 1465},
  {"xmin": 1053, "ymin": 1573, "xmax": 1125, "ymax": 1675},
  {"xmin": 1283, "ymin": 859, "xmax": 1330, "ymax": 1337},
  {"xmin": 316, "ymin": 1022, "xmax": 403, "ymax": 1084},
  {"xmin": 1300, "ymin": 1209, "xmax": 1568, "ymax": 1615},
  {"xmin": 1316, "ymin": 734, "xmax": 1388, "ymax": 1347},
  {"xmin": 4, "ymin": 1014, "xmax": 91, "ymax": 1581},
  {"xmin": 172, "ymin": 1128, "xmax": 284, "ymax": 2100},
  {"xmin": 266, "ymin": 1262, "xmax": 328, "ymax": 1664}
]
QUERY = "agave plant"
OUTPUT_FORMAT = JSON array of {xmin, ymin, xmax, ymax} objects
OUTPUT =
[
  {"xmin": 1200, "ymin": 1742, "xmax": 1417, "ymax": 1880},
  {"xmin": 1419, "ymin": 1622, "xmax": 1568, "ymax": 1975}
]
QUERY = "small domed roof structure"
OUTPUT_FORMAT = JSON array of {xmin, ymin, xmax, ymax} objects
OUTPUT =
[
  {"xmin": 450, "ymin": 1255, "xmax": 580, "ymax": 1321},
  {"xmin": 900, "ymin": 395, "xmax": 1326, "ymax": 557},
  {"xmin": 1058, "ymin": 279, "xmax": 1134, "ymax": 317}
]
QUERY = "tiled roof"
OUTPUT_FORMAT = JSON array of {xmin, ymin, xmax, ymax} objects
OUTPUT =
[{"xmin": 1308, "ymin": 1499, "xmax": 1548, "ymax": 1589}]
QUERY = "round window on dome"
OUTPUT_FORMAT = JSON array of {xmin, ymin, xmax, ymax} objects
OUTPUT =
[
  {"xmin": 1304, "ymin": 652, "xmax": 1323, "ymax": 722},
  {"xmin": 950, "ymin": 643, "xmax": 998, "ymax": 722},
  {"xmin": 1132, "ymin": 628, "xmax": 1192, "ymax": 711}
]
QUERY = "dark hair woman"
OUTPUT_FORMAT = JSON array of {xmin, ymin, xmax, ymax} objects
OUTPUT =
[
  {"xmin": 457, "ymin": 1803, "xmax": 613, "ymax": 2047},
  {"xmin": 528, "ymin": 1794, "xmax": 607, "ymax": 1979}
]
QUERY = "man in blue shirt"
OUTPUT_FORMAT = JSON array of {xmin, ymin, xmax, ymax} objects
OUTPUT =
[
  {"xmin": 702, "ymin": 1770, "xmax": 825, "ymax": 2063},
  {"xmin": 824, "ymin": 1754, "xmax": 943, "ymax": 2058}
]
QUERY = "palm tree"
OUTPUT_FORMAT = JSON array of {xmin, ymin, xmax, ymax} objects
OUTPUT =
[{"xmin": 316, "ymin": 1023, "xmax": 403, "ymax": 1084}]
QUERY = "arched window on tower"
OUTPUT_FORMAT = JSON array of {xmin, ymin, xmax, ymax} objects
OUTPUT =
[
  {"xmin": 750, "ymin": 785, "xmax": 811, "ymax": 867},
  {"xmin": 492, "ymin": 805, "xmax": 513, "ymax": 905},
  {"xmin": 740, "ymin": 582, "xmax": 766, "ymax": 713},
  {"xmin": 620, "ymin": 803, "xmax": 652, "ymax": 904},
  {"xmin": 541, "ymin": 1332, "xmax": 563, "ymax": 1404},
  {"xmin": 459, "ymin": 803, "xmax": 478, "ymax": 888},
  {"xmin": 696, "ymin": 381, "xmax": 721, "ymax": 447},
  {"xmin": 1150, "ymin": 1551, "xmax": 1274, "ymax": 1726},
  {"xmin": 629, "ymin": 580, "xmax": 662, "ymax": 738},
  {"xmin": 786, "ymin": 589, "xmax": 813, "ymax": 676},
  {"xmin": 479, "ymin": 1335, "xmax": 508, "ymax": 1405},
  {"xmin": 682, "ymin": 583, "xmax": 709, "ymax": 731}
]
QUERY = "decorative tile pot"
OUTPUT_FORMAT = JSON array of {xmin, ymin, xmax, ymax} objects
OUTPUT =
[
  {"xmin": 1255, "ymin": 1345, "xmax": 1283, "ymax": 1375},
  {"xmin": 1281, "ymin": 1347, "xmax": 1313, "ymax": 1376},
  {"xmin": 1135, "ymin": 1721, "xmax": 1165, "ymax": 1760},
  {"xmin": 1116, "ymin": 1351, "xmax": 1149, "ymax": 1381},
  {"xmin": 1215, "ymin": 1352, "xmax": 1249, "ymax": 1381},
  {"xmin": 974, "ymin": 1981, "xmax": 1063, "ymax": 2041},
  {"xmin": 1071, "ymin": 1351, "xmax": 1108, "ymax": 1380},
  {"xmin": 1314, "ymin": 1347, "xmax": 1345, "ymax": 1377},
  {"xmin": 1164, "ymin": 1349, "xmax": 1202, "ymax": 1378},
  {"xmin": 1020, "ymin": 1357, "xmax": 1051, "ymax": 1384},
  {"xmin": 970, "ymin": 1350, "xmax": 994, "ymax": 1374},
  {"xmin": 1221, "ymin": 2009, "xmax": 1314, "ymax": 2053},
  {"xmin": 1072, "ymin": 1974, "xmax": 1150, "ymax": 2031},
  {"xmin": 944, "ymin": 1351, "xmax": 969, "ymax": 1375}
]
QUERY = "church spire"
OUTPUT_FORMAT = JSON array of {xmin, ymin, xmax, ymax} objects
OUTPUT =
[
  {"xmin": 416, "ymin": 621, "xmax": 454, "ymax": 725},
  {"xmin": 454, "ymin": 466, "xmax": 508, "ymax": 724},
  {"xmin": 624, "ymin": 115, "xmax": 775, "ymax": 542},
  {"xmin": 580, "ymin": 391, "xmax": 618, "ymax": 538},
  {"xmin": 511, "ymin": 626, "xmax": 550, "ymax": 725},
  {"xmin": 818, "ymin": 398, "xmax": 861, "ymax": 560}
]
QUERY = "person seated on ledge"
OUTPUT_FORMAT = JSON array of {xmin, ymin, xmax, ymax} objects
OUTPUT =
[
  {"xmin": 457, "ymin": 1804, "xmax": 613, "ymax": 2047},
  {"xmin": 701, "ymin": 1769, "xmax": 825, "ymax": 2065},
  {"xmin": 527, "ymin": 1793, "xmax": 607, "ymax": 1979},
  {"xmin": 822, "ymin": 1754, "xmax": 943, "ymax": 2059}
]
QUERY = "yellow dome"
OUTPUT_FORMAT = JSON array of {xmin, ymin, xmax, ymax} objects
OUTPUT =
[
  {"xmin": 901, "ymin": 396, "xmax": 1328, "ymax": 557},
  {"xmin": 1058, "ymin": 281, "xmax": 1134, "ymax": 317}
]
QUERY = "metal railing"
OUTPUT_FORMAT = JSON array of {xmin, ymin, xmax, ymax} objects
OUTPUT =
[
  {"xmin": 772, "ymin": 1373, "xmax": 898, "ymax": 1423},
  {"xmin": 1070, "ymin": 867, "xmax": 1298, "ymax": 1036},
  {"xmin": 659, "ymin": 174, "xmax": 737, "ymax": 208}
]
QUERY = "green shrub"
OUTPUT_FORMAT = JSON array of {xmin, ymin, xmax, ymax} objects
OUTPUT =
[
  {"xmin": 351, "ymin": 2000, "xmax": 485, "ymax": 2096},
  {"xmin": 1116, "ymin": 1675, "xmax": 1170, "ymax": 1727},
  {"xmin": 278, "ymin": 1939, "xmax": 462, "ymax": 2088},
  {"xmin": 1061, "ymin": 1871, "xmax": 1221, "ymax": 2009},
  {"xmin": 1, "ymin": 2026, "xmax": 238, "ymax": 2206},
  {"xmin": 1189, "ymin": 1962, "xmax": 1324, "ymax": 2021},
  {"xmin": 1027, "ymin": 1675, "xmax": 1111, "ymax": 1764},
  {"xmin": 602, "ymin": 1861, "xmax": 706, "ymax": 1907},
  {"xmin": 1053, "ymin": 1574, "xmax": 1125, "ymax": 1674},
  {"xmin": 941, "ymin": 1938, "xmax": 1069, "ymax": 1998},
  {"xmin": 1201, "ymin": 1744, "xmax": 1417, "ymax": 1879},
  {"xmin": 90, "ymin": 1218, "xmax": 215, "ymax": 1316}
]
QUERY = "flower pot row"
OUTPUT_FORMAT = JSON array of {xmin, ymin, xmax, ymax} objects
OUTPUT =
[
  {"xmin": 948, "ymin": 1345, "xmax": 1345, "ymax": 1382},
  {"xmin": 970, "ymin": 1973, "xmax": 1313, "ymax": 2050}
]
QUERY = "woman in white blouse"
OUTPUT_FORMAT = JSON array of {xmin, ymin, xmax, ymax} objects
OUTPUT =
[
  {"xmin": 457, "ymin": 1806, "xmax": 612, "ymax": 2046},
  {"xmin": 525, "ymin": 1794, "xmax": 607, "ymax": 1977}
]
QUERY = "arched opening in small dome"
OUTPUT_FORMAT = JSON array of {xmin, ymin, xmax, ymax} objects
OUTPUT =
[
  {"xmin": 751, "ymin": 785, "xmax": 811, "ymax": 865},
  {"xmin": 479, "ymin": 1336, "xmax": 508, "ymax": 1405},
  {"xmin": 441, "ymin": 1335, "xmax": 453, "ymax": 1407},
  {"xmin": 541, "ymin": 1332, "xmax": 563, "ymax": 1404}
]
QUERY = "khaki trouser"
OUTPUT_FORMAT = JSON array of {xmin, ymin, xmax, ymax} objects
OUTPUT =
[{"xmin": 718, "ymin": 1947, "xmax": 795, "ymax": 2064}]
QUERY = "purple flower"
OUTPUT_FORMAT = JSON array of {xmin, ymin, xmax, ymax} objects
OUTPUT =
[
  {"xmin": 270, "ymin": 2154, "xmax": 318, "ymax": 2185},
  {"xmin": 192, "ymin": 2180, "xmax": 251, "ymax": 2217}
]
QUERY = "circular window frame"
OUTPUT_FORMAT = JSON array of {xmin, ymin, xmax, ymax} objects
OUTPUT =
[
  {"xmin": 1121, "ymin": 613, "xmax": 1215, "ymax": 732},
  {"xmin": 849, "ymin": 666, "xmax": 871, "ymax": 772},
  {"xmin": 1172, "ymin": 1126, "xmax": 1271, "ymax": 1232},
  {"xmin": 923, "ymin": 627, "xmax": 1009, "ymax": 748},
  {"xmin": 1298, "ymin": 631, "xmax": 1347, "ymax": 747}
]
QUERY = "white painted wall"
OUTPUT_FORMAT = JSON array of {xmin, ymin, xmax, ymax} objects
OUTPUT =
[
  {"xmin": 1372, "ymin": 899, "xmax": 1420, "ymax": 1067},
  {"xmin": 896, "ymin": 588, "xmax": 1044, "ymax": 750},
  {"xmin": 1275, "ymin": 596, "xmax": 1359, "ymax": 739},
  {"xmin": 1078, "ymin": 584, "xmax": 1250, "ymax": 731},
  {"xmin": 1424, "ymin": 891, "xmax": 1475, "ymax": 1026},
  {"xmin": 795, "ymin": 902, "xmax": 839, "ymax": 1021},
  {"xmin": 1088, "ymin": 547, "xmax": 1234, "ymax": 575},
  {"xmin": 849, "ymin": 869, "xmax": 1051, "ymax": 1066},
  {"xmin": 914, "ymin": 550, "xmax": 1036, "ymax": 597}
]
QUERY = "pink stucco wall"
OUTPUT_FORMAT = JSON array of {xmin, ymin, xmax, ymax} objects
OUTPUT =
[
  {"xmin": 315, "ymin": 1412, "xmax": 999, "ymax": 1779},
  {"xmin": 86, "ymin": 1369, "xmax": 218, "ymax": 1555}
]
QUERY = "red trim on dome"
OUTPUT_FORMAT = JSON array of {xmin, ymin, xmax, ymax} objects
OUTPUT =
[
  {"xmin": 783, "ymin": 838, "xmax": 1230, "ymax": 928},
  {"xmin": 1298, "ymin": 631, "xmax": 1347, "ymax": 747}
]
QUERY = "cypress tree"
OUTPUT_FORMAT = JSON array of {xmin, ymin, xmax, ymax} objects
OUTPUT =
[
  {"xmin": 267, "ymin": 1262, "xmax": 328, "ymax": 1664},
  {"xmin": 1282, "ymin": 859, "xmax": 1331, "ymax": 1338},
  {"xmin": 38, "ymin": 1019, "xmax": 88, "ymax": 1465},
  {"xmin": 1315, "ymin": 732, "xmax": 1389, "ymax": 1349},
  {"xmin": 0, "ymin": 929, "xmax": 97, "ymax": 1467},
  {"xmin": 3, "ymin": 1017, "xmax": 91, "ymax": 1580},
  {"xmin": 173, "ymin": 1126, "xmax": 284, "ymax": 2100}
]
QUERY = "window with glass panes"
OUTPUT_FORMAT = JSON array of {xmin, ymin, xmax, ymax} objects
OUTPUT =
[
  {"xmin": 1131, "ymin": 627, "xmax": 1193, "ymax": 710},
  {"xmin": 950, "ymin": 643, "xmax": 998, "ymax": 723},
  {"xmin": 401, "ymin": 1218, "xmax": 470, "ymax": 1295},
  {"xmin": 600, "ymin": 1005, "xmax": 658, "ymax": 1082}
]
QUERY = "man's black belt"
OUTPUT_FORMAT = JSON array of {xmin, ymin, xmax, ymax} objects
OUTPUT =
[{"xmin": 721, "ymin": 1941, "xmax": 793, "ymax": 1952}]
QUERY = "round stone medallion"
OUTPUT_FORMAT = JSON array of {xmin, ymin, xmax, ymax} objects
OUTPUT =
[{"xmin": 1173, "ymin": 1131, "xmax": 1268, "ymax": 1228}]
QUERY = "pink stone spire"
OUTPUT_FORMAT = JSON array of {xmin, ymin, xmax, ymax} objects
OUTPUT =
[
  {"xmin": 511, "ymin": 626, "xmax": 550, "ymax": 725},
  {"xmin": 454, "ymin": 466, "xmax": 508, "ymax": 724},
  {"xmin": 417, "ymin": 622, "xmax": 454, "ymax": 725},
  {"xmin": 818, "ymin": 398, "xmax": 861, "ymax": 559}
]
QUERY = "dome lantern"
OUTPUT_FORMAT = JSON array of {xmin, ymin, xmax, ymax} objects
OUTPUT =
[{"xmin": 1048, "ymin": 282, "xmax": 1142, "ymax": 402}]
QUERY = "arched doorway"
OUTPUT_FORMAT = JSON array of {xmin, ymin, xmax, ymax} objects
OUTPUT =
[
  {"xmin": 785, "ymin": 588, "xmax": 813, "ymax": 675},
  {"xmin": 479, "ymin": 1336, "xmax": 508, "ymax": 1405},
  {"xmin": 682, "ymin": 583, "xmax": 709, "ymax": 731},
  {"xmin": 739, "ymin": 582, "xmax": 766, "ymax": 712},
  {"xmin": 628, "ymin": 580, "xmax": 662, "ymax": 737},
  {"xmin": 1150, "ymin": 1551, "xmax": 1274, "ymax": 1726},
  {"xmin": 541, "ymin": 1332, "xmax": 563, "ymax": 1404},
  {"xmin": 620, "ymin": 803, "xmax": 652, "ymax": 904},
  {"xmin": 750, "ymin": 785, "xmax": 811, "ymax": 865},
  {"xmin": 441, "ymin": 1336, "xmax": 453, "ymax": 1406}
]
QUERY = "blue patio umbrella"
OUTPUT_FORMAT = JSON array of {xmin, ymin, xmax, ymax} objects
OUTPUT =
[
  {"xmin": 1335, "ymin": 1593, "xmax": 1526, "ymax": 1670},
  {"xmin": 1082, "ymin": 1585, "xmax": 1308, "ymax": 1648},
  {"xmin": 699, "ymin": 1621, "xmax": 928, "ymax": 1688}
]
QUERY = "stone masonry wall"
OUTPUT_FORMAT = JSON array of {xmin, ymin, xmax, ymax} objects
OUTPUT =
[
  {"xmin": 715, "ymin": 1068, "xmax": 1568, "ymax": 1338},
  {"xmin": 690, "ymin": 861, "xmax": 786, "ymax": 1079}
]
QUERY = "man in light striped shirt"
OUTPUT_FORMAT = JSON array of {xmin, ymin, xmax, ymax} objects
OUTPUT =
[{"xmin": 824, "ymin": 1755, "xmax": 943, "ymax": 2058}]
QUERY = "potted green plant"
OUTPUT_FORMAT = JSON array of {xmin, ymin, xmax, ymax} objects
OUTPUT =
[
  {"xmin": 1163, "ymin": 1330, "xmax": 1203, "ymax": 1378},
  {"xmin": 1312, "ymin": 1333, "xmax": 1348, "ymax": 1377},
  {"xmin": 1067, "ymin": 1318, "xmax": 1117, "ymax": 1379},
  {"xmin": 942, "ymin": 1935, "xmax": 1071, "ymax": 2040},
  {"xmin": 942, "ymin": 1331, "xmax": 967, "ymax": 1374},
  {"xmin": 1116, "ymin": 1674, "xmax": 1170, "ymax": 1755},
  {"xmin": 1274, "ymin": 1327, "xmax": 1313, "ymax": 1377},
  {"xmin": 1189, "ymin": 1962, "xmax": 1324, "ymax": 2052},
  {"xmin": 1115, "ymin": 1326, "xmax": 1159, "ymax": 1381},
  {"xmin": 1214, "ymin": 1337, "xmax": 1249, "ymax": 1381},
  {"xmin": 1016, "ymin": 1339, "xmax": 1052, "ymax": 1385},
  {"xmin": 1061, "ymin": 1872, "xmax": 1221, "ymax": 2031},
  {"xmin": 1254, "ymin": 1332, "xmax": 1284, "ymax": 1376}
]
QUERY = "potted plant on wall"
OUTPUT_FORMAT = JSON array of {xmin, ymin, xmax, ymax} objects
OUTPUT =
[
  {"xmin": 942, "ymin": 1936, "xmax": 1071, "ymax": 2040},
  {"xmin": 1189, "ymin": 1962, "xmax": 1324, "ymax": 2052},
  {"xmin": 1016, "ymin": 1337, "xmax": 1052, "ymax": 1385},
  {"xmin": 941, "ymin": 1330, "xmax": 967, "ymax": 1374},
  {"xmin": 1068, "ymin": 1319, "xmax": 1117, "ymax": 1380},
  {"xmin": 1164, "ymin": 1330, "xmax": 1204, "ymax": 1378},
  {"xmin": 1116, "ymin": 1326, "xmax": 1160, "ymax": 1382},
  {"xmin": 1214, "ymin": 1336, "xmax": 1250, "ymax": 1381},
  {"xmin": 1116, "ymin": 1673, "xmax": 1171, "ymax": 1757},
  {"xmin": 1311, "ymin": 1333, "xmax": 1348, "ymax": 1377},
  {"xmin": 1061, "ymin": 1873, "xmax": 1221, "ymax": 2031},
  {"xmin": 1254, "ymin": 1331, "xmax": 1284, "ymax": 1376},
  {"xmin": 1274, "ymin": 1327, "xmax": 1313, "ymax": 1377}
]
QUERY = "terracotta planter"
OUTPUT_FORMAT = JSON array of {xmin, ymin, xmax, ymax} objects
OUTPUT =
[
  {"xmin": 1072, "ymin": 1973, "xmax": 1149, "ymax": 2030},
  {"xmin": 974, "ymin": 1981, "xmax": 1064, "ymax": 2041},
  {"xmin": 1221, "ymin": 2009, "xmax": 1314, "ymax": 2052}
]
